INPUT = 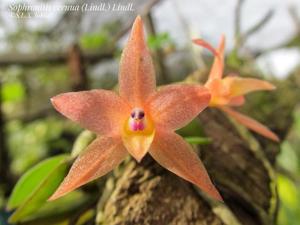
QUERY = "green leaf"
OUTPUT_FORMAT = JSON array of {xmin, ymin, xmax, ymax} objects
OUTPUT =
[
  {"xmin": 7, "ymin": 155, "xmax": 68, "ymax": 210},
  {"xmin": 277, "ymin": 175, "xmax": 299, "ymax": 209},
  {"xmin": 80, "ymin": 32, "xmax": 109, "ymax": 50},
  {"xmin": 147, "ymin": 32, "xmax": 171, "ymax": 50},
  {"xmin": 184, "ymin": 136, "xmax": 212, "ymax": 145},
  {"xmin": 2, "ymin": 81, "xmax": 25, "ymax": 102},
  {"xmin": 25, "ymin": 191, "xmax": 91, "ymax": 221},
  {"xmin": 277, "ymin": 174, "xmax": 300, "ymax": 225},
  {"xmin": 8, "ymin": 154, "xmax": 70, "ymax": 223}
]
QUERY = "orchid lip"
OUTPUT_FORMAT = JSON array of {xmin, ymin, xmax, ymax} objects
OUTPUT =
[
  {"xmin": 129, "ymin": 108, "xmax": 146, "ymax": 131},
  {"xmin": 121, "ymin": 106, "xmax": 155, "ymax": 162}
]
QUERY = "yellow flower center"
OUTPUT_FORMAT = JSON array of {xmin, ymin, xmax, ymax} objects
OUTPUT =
[
  {"xmin": 121, "ymin": 108, "xmax": 155, "ymax": 161},
  {"xmin": 205, "ymin": 79, "xmax": 231, "ymax": 106}
]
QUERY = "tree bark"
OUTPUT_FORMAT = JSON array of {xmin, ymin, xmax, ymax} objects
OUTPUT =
[
  {"xmin": 99, "ymin": 157, "xmax": 225, "ymax": 225},
  {"xmin": 68, "ymin": 44, "xmax": 88, "ymax": 91}
]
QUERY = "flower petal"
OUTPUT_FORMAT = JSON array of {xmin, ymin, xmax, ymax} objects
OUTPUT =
[
  {"xmin": 146, "ymin": 84, "xmax": 210, "ymax": 130},
  {"xmin": 150, "ymin": 129, "xmax": 222, "ymax": 201},
  {"xmin": 119, "ymin": 16, "xmax": 156, "ymax": 107},
  {"xmin": 221, "ymin": 106, "xmax": 279, "ymax": 142},
  {"xmin": 209, "ymin": 35, "xmax": 225, "ymax": 80},
  {"xmin": 192, "ymin": 39, "xmax": 219, "ymax": 57},
  {"xmin": 228, "ymin": 96, "xmax": 245, "ymax": 106},
  {"xmin": 223, "ymin": 76, "xmax": 276, "ymax": 97},
  {"xmin": 205, "ymin": 78, "xmax": 230, "ymax": 106},
  {"xmin": 49, "ymin": 136, "xmax": 127, "ymax": 200},
  {"xmin": 51, "ymin": 90, "xmax": 131, "ymax": 135},
  {"xmin": 193, "ymin": 36, "xmax": 224, "ymax": 80}
]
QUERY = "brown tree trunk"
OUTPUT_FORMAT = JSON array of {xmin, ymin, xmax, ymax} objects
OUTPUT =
[{"xmin": 68, "ymin": 44, "xmax": 88, "ymax": 91}]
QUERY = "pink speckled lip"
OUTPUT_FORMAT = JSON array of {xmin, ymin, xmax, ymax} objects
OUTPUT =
[{"xmin": 130, "ymin": 120, "xmax": 145, "ymax": 131}]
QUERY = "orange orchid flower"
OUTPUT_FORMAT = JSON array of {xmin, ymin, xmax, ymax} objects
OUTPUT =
[
  {"xmin": 49, "ymin": 16, "xmax": 222, "ymax": 201},
  {"xmin": 193, "ymin": 35, "xmax": 279, "ymax": 142}
]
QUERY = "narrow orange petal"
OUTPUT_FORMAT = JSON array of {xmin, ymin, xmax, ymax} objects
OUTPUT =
[
  {"xmin": 119, "ymin": 16, "xmax": 156, "ymax": 107},
  {"xmin": 146, "ymin": 84, "xmax": 210, "ymax": 131},
  {"xmin": 221, "ymin": 106, "xmax": 279, "ymax": 142},
  {"xmin": 51, "ymin": 90, "xmax": 131, "ymax": 135},
  {"xmin": 223, "ymin": 76, "xmax": 276, "ymax": 97},
  {"xmin": 209, "ymin": 35, "xmax": 225, "ymax": 80},
  {"xmin": 150, "ymin": 129, "xmax": 223, "ymax": 201},
  {"xmin": 49, "ymin": 136, "xmax": 127, "ymax": 201},
  {"xmin": 193, "ymin": 37, "xmax": 224, "ymax": 81},
  {"xmin": 193, "ymin": 35, "xmax": 225, "ymax": 81},
  {"xmin": 192, "ymin": 39, "xmax": 219, "ymax": 57}
]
